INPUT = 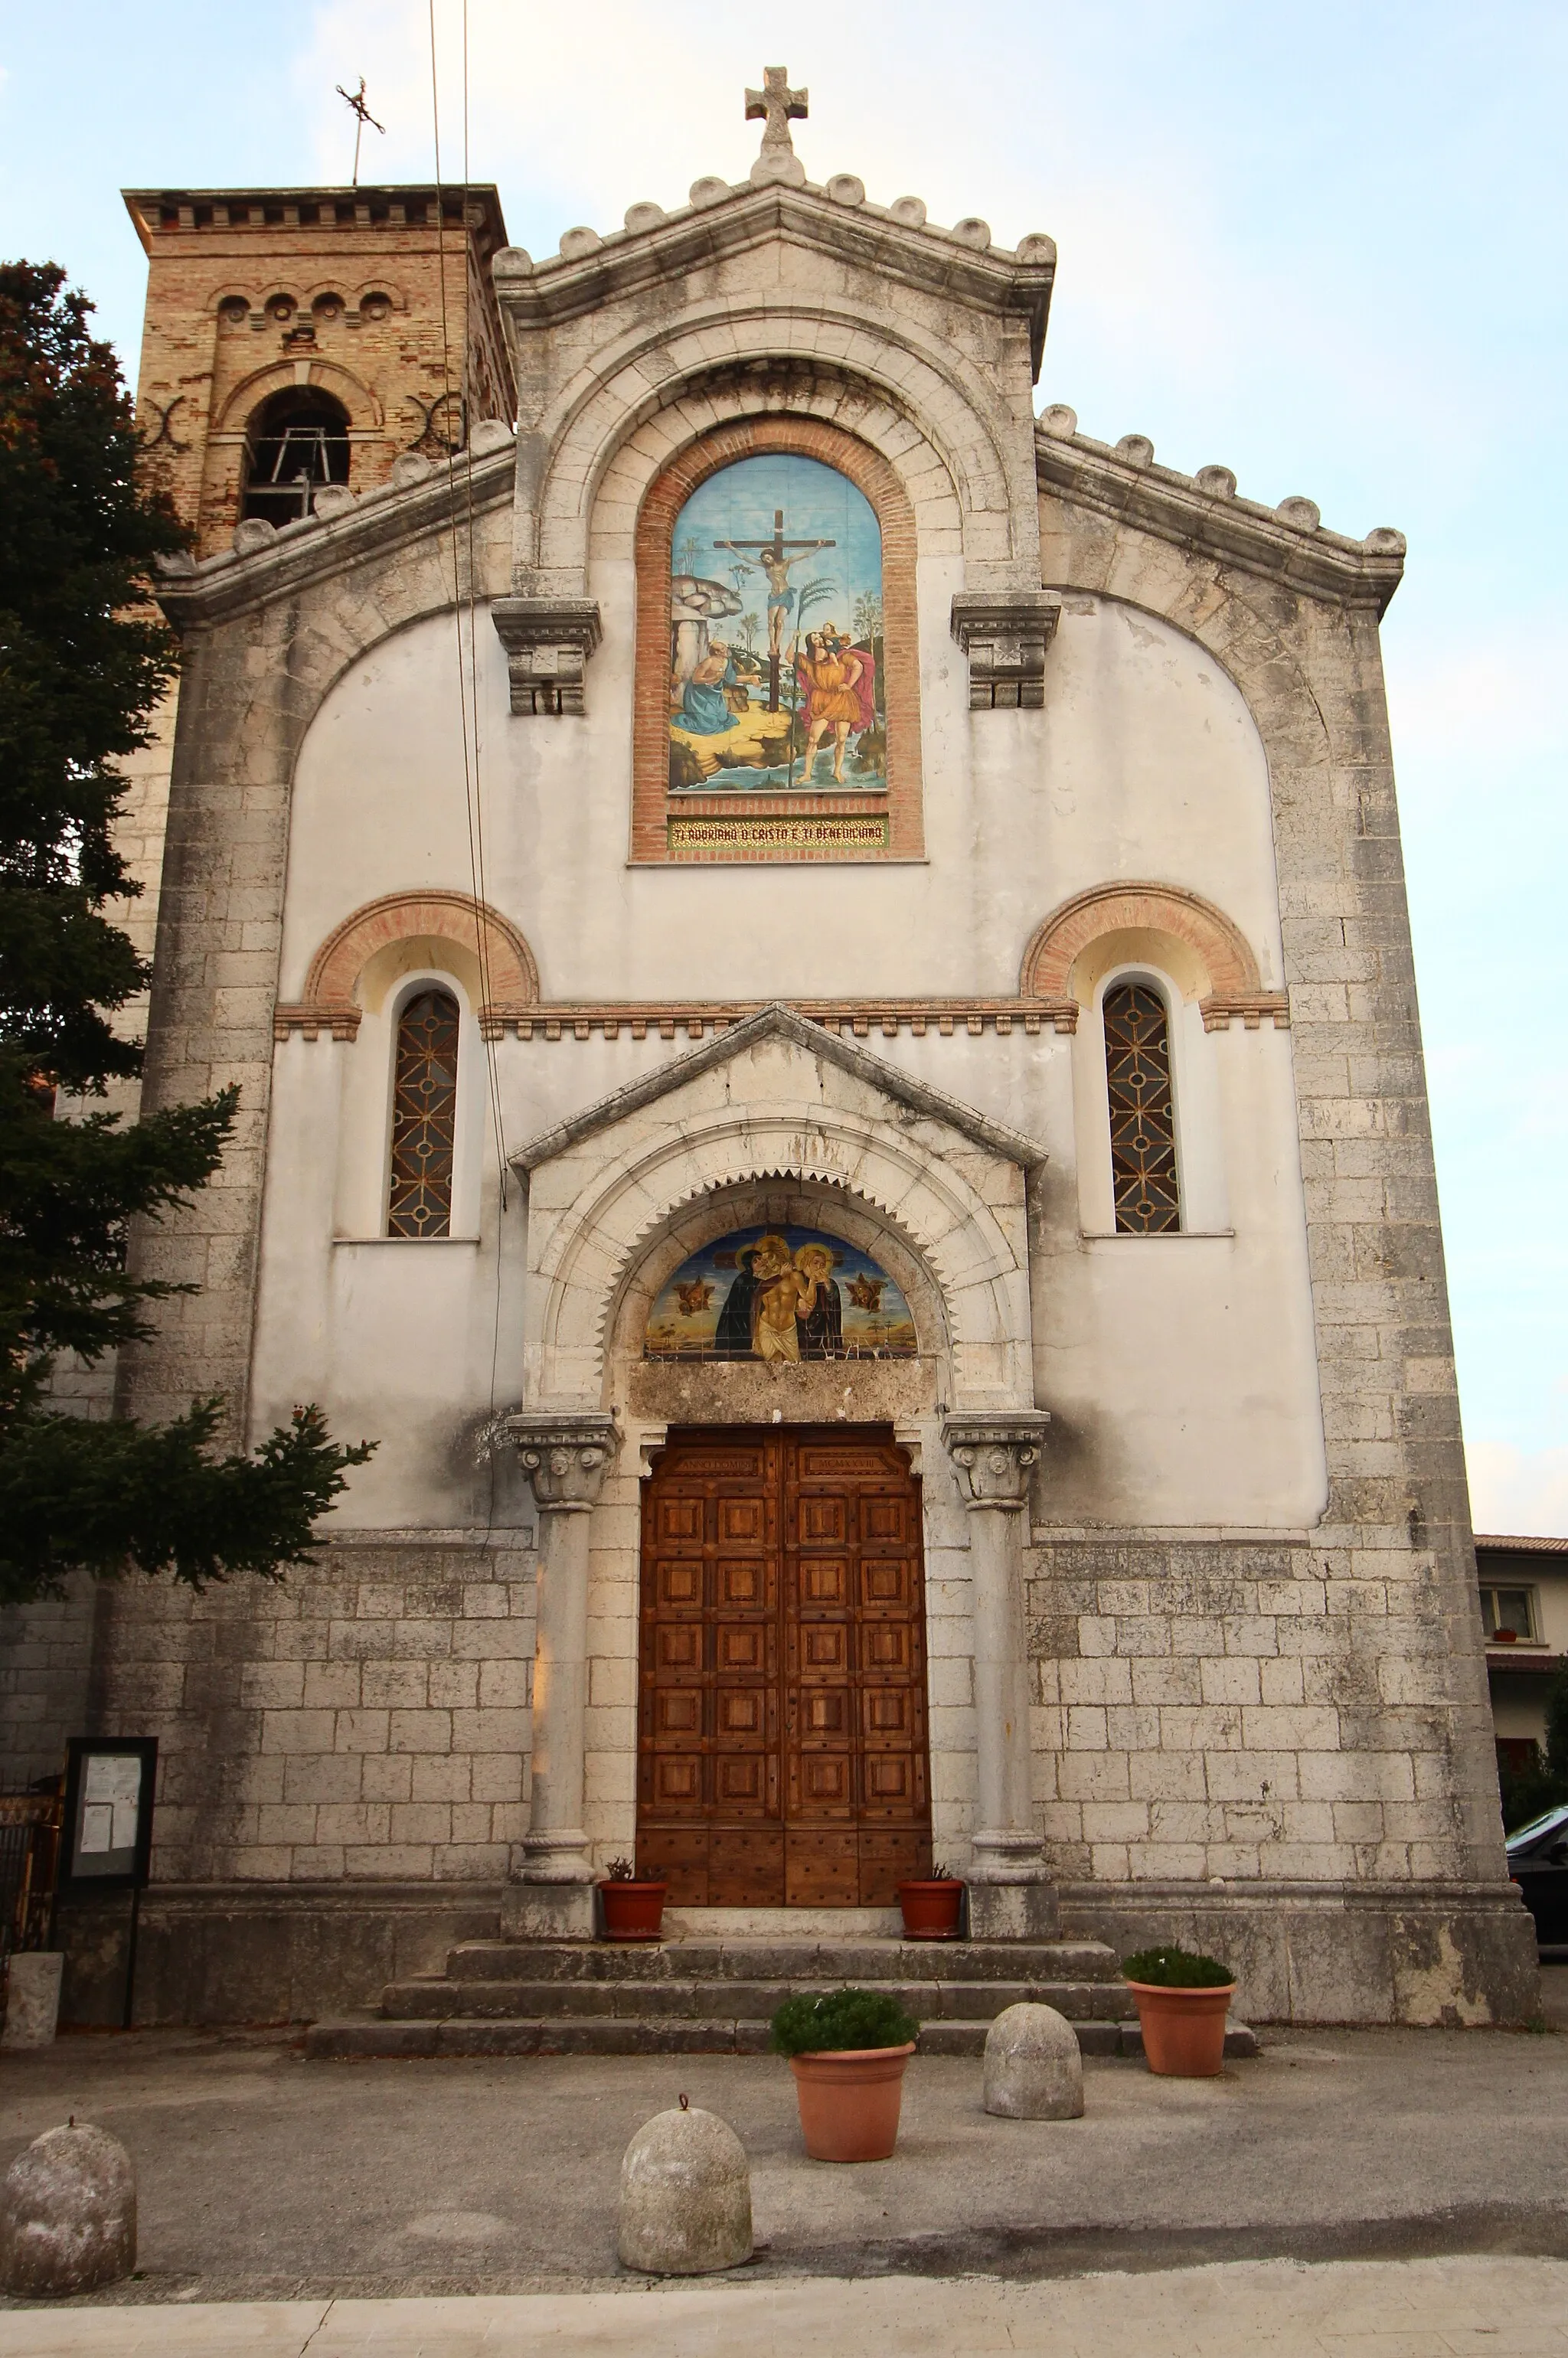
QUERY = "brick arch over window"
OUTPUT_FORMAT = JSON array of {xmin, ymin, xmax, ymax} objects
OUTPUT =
[
  {"xmin": 274, "ymin": 890, "xmax": 541, "ymax": 1040},
  {"xmin": 632, "ymin": 417, "xmax": 923, "ymax": 862},
  {"xmin": 215, "ymin": 359, "xmax": 384, "ymax": 436},
  {"xmin": 1020, "ymin": 881, "xmax": 1289, "ymax": 1031}
]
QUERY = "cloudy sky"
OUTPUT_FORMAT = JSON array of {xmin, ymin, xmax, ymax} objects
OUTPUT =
[{"xmin": 4, "ymin": 2, "xmax": 1564, "ymax": 1530}]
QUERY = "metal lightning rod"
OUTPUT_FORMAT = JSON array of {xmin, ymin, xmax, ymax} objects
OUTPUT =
[{"xmin": 336, "ymin": 78, "xmax": 386, "ymax": 187}]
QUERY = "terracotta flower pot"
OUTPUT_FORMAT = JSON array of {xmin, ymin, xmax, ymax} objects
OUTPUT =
[
  {"xmin": 789, "ymin": 2043, "xmax": 916, "ymax": 2161},
  {"xmin": 1125, "ymin": 1980, "xmax": 1235, "ymax": 2077},
  {"xmin": 598, "ymin": 1880, "xmax": 667, "ymax": 1942},
  {"xmin": 897, "ymin": 1878, "xmax": 965, "ymax": 1940}
]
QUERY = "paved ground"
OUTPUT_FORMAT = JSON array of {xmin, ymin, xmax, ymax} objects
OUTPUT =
[
  {"xmin": 1, "ymin": 2257, "xmax": 1566, "ymax": 2356},
  {"xmin": 0, "ymin": 1969, "xmax": 1564, "ymax": 2311}
]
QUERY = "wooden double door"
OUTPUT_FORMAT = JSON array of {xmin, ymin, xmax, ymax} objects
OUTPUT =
[{"xmin": 637, "ymin": 1427, "xmax": 932, "ymax": 1906}]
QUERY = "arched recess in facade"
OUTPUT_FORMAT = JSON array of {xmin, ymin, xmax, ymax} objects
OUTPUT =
[
  {"xmin": 1021, "ymin": 880, "xmax": 1289, "ymax": 1030},
  {"xmin": 274, "ymin": 890, "xmax": 541, "ymax": 1039},
  {"xmin": 524, "ymin": 1101, "xmax": 1034, "ymax": 1411},
  {"xmin": 520, "ymin": 299, "xmax": 1025, "ymax": 595}
]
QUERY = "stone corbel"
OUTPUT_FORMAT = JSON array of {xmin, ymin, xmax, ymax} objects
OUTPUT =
[
  {"xmin": 950, "ymin": 592, "xmax": 1062, "ymax": 710},
  {"xmin": 492, "ymin": 598, "xmax": 603, "ymax": 717}
]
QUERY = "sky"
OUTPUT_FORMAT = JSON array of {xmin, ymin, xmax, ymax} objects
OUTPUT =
[{"xmin": 2, "ymin": 2, "xmax": 1564, "ymax": 1530}]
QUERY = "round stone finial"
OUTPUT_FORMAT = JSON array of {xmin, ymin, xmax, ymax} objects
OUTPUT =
[
  {"xmin": 825, "ymin": 174, "xmax": 866, "ymax": 207},
  {"xmin": 468, "ymin": 419, "xmax": 515, "ymax": 457},
  {"xmin": 952, "ymin": 216, "xmax": 993, "ymax": 250},
  {"xmin": 1364, "ymin": 525, "xmax": 1407, "ymax": 554},
  {"xmin": 0, "ymin": 2122, "xmax": 136, "ymax": 2298},
  {"xmin": 390, "ymin": 452, "xmax": 433, "ymax": 490},
  {"xmin": 689, "ymin": 176, "xmax": 730, "ymax": 210},
  {"xmin": 618, "ymin": 2104, "xmax": 752, "ymax": 2275},
  {"xmin": 1116, "ymin": 433, "xmax": 1155, "ymax": 468},
  {"xmin": 983, "ymin": 2002, "xmax": 1084, "ymax": 2120},
  {"xmin": 1195, "ymin": 465, "xmax": 1238, "ymax": 499},
  {"xmin": 559, "ymin": 226, "xmax": 603, "ymax": 261},
  {"xmin": 492, "ymin": 246, "xmax": 534, "ymax": 276},
  {"xmin": 1277, "ymin": 495, "xmax": 1321, "ymax": 531},
  {"xmin": 1016, "ymin": 232, "xmax": 1057, "ymax": 264},
  {"xmin": 889, "ymin": 195, "xmax": 927, "ymax": 227},
  {"xmin": 232, "ymin": 518, "xmax": 276, "ymax": 557},
  {"xmin": 1040, "ymin": 403, "xmax": 1078, "ymax": 440},
  {"xmin": 624, "ymin": 201, "xmax": 666, "ymax": 234}
]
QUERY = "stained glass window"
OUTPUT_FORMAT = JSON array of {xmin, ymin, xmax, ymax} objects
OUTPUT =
[
  {"xmin": 386, "ymin": 988, "xmax": 459, "ymax": 1239},
  {"xmin": 1104, "ymin": 981, "xmax": 1180, "ymax": 1234}
]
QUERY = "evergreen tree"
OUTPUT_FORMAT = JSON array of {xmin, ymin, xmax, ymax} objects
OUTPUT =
[{"xmin": 0, "ymin": 261, "xmax": 370, "ymax": 1607}]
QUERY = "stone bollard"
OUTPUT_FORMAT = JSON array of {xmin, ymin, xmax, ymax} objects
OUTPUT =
[
  {"xmin": 0, "ymin": 2121, "xmax": 136, "ymax": 2298},
  {"xmin": 618, "ymin": 2098, "xmax": 752, "ymax": 2275},
  {"xmin": 2, "ymin": 1953, "xmax": 64, "ymax": 2050},
  {"xmin": 983, "ymin": 2001, "xmax": 1085, "ymax": 2119}
]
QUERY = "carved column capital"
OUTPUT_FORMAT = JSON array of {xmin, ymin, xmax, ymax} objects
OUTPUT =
[
  {"xmin": 949, "ymin": 591, "xmax": 1062, "ymax": 710},
  {"xmin": 942, "ymin": 1410, "xmax": 1051, "ymax": 1511},
  {"xmin": 505, "ymin": 1412, "xmax": 621, "ymax": 1513},
  {"xmin": 492, "ymin": 597, "xmax": 603, "ymax": 716}
]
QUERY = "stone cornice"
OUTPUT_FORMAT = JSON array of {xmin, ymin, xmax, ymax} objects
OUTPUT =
[
  {"xmin": 497, "ymin": 184, "xmax": 1054, "ymax": 378},
  {"xmin": 1034, "ymin": 423, "xmax": 1406, "ymax": 615},
  {"xmin": 508, "ymin": 1001, "xmax": 1047, "ymax": 1175},
  {"xmin": 152, "ymin": 442, "xmax": 517, "ymax": 629}
]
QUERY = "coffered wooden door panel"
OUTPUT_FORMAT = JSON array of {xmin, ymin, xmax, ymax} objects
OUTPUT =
[{"xmin": 637, "ymin": 1427, "xmax": 930, "ymax": 1906}]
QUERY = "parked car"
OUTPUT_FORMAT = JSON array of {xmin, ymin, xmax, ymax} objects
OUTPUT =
[{"xmin": 1508, "ymin": 1803, "xmax": 1568, "ymax": 1948}]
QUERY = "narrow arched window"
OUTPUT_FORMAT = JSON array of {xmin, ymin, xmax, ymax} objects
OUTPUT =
[
  {"xmin": 1104, "ymin": 981, "xmax": 1180, "ymax": 1233},
  {"xmin": 387, "ymin": 990, "xmax": 460, "ymax": 1238},
  {"xmin": 240, "ymin": 387, "xmax": 351, "ymax": 524}
]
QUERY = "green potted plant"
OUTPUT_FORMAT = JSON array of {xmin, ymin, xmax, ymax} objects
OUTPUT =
[
  {"xmin": 596, "ymin": 1857, "xmax": 668, "ymax": 1943},
  {"xmin": 769, "ymin": 1986, "xmax": 920, "ymax": 2161},
  {"xmin": 1122, "ymin": 1943, "xmax": 1236, "ymax": 2077},
  {"xmin": 896, "ymin": 1860, "xmax": 965, "ymax": 1940}
]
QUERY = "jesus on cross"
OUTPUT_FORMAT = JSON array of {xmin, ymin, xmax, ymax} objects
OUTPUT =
[{"xmin": 712, "ymin": 508, "xmax": 835, "ymax": 710}]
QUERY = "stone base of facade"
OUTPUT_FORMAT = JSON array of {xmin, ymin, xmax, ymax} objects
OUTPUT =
[
  {"xmin": 1057, "ymin": 1879, "xmax": 1542, "ymax": 2027},
  {"xmin": 57, "ymin": 1882, "xmax": 503, "ymax": 2030},
  {"xmin": 498, "ymin": 1880, "xmax": 598, "ymax": 1941},
  {"xmin": 966, "ymin": 1880, "xmax": 1061, "ymax": 1942},
  {"xmin": 54, "ymin": 1875, "xmax": 1540, "ymax": 2029}
]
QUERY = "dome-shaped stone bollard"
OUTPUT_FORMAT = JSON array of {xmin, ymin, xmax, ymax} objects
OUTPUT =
[
  {"xmin": 983, "ymin": 2002, "xmax": 1085, "ymax": 2119},
  {"xmin": 0, "ymin": 2121, "xmax": 136, "ymax": 2298},
  {"xmin": 618, "ymin": 2102, "xmax": 753, "ymax": 2275}
]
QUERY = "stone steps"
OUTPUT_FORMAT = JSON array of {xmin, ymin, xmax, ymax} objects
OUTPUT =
[
  {"xmin": 305, "ymin": 2010, "xmax": 1259, "ymax": 2061},
  {"xmin": 380, "ymin": 1974, "xmax": 1128, "ymax": 2022},
  {"xmin": 303, "ymin": 1926, "xmax": 1256, "ymax": 2061}
]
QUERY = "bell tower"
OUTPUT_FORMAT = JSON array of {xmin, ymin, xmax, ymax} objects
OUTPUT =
[{"xmin": 122, "ymin": 182, "xmax": 514, "ymax": 556}]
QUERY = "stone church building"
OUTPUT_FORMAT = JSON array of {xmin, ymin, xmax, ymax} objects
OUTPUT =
[{"xmin": 4, "ymin": 77, "xmax": 1539, "ymax": 2027}]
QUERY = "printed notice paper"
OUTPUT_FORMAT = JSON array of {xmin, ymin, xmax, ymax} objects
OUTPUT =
[{"xmin": 80, "ymin": 1755, "xmax": 142, "ymax": 1854}]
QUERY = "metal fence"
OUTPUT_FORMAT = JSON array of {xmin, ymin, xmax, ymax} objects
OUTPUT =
[{"xmin": 0, "ymin": 1795, "xmax": 61, "ymax": 1959}]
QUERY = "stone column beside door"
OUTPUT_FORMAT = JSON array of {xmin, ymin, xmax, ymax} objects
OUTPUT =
[
  {"xmin": 942, "ymin": 1411, "xmax": 1057, "ymax": 1938},
  {"xmin": 501, "ymin": 1412, "xmax": 621, "ymax": 1937}
]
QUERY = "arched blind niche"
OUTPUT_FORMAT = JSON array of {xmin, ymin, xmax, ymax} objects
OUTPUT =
[
  {"xmin": 386, "ymin": 989, "xmax": 460, "ymax": 1239},
  {"xmin": 1103, "ymin": 981, "xmax": 1181, "ymax": 1234}
]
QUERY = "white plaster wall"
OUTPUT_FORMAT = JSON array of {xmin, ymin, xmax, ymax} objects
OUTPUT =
[{"xmin": 254, "ymin": 577, "xmax": 1321, "ymax": 1532}]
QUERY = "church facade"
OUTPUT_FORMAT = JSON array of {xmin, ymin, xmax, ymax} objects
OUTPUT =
[{"xmin": 10, "ymin": 81, "xmax": 1540, "ymax": 2024}]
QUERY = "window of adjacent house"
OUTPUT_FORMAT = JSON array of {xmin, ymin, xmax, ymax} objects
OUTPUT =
[
  {"xmin": 1103, "ymin": 981, "xmax": 1181, "ymax": 1233},
  {"xmin": 1480, "ymin": 1585, "xmax": 1540, "ymax": 1642},
  {"xmin": 240, "ymin": 387, "xmax": 351, "ymax": 524},
  {"xmin": 386, "ymin": 989, "xmax": 460, "ymax": 1239}
]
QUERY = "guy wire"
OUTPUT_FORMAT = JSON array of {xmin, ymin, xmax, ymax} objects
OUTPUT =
[{"xmin": 428, "ymin": 0, "xmax": 510, "ymax": 1234}]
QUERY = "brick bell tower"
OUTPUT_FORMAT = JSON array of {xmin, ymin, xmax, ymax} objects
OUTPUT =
[{"xmin": 122, "ymin": 182, "xmax": 515, "ymax": 554}]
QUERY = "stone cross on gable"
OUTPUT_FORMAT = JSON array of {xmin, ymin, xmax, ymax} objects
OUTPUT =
[{"xmin": 746, "ymin": 66, "xmax": 808, "ymax": 188}]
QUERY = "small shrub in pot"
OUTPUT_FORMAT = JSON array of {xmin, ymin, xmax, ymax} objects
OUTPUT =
[
  {"xmin": 1121, "ymin": 1944, "xmax": 1236, "ymax": 2077},
  {"xmin": 770, "ymin": 1987, "xmax": 920, "ymax": 2163}
]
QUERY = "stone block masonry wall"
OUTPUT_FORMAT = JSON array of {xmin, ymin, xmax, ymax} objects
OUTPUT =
[
  {"xmin": 1028, "ymin": 1538, "xmax": 1468, "ymax": 1883},
  {"xmin": 90, "ymin": 1533, "xmax": 534, "ymax": 1883},
  {"xmin": 0, "ymin": 1576, "xmax": 96, "ymax": 1791}
]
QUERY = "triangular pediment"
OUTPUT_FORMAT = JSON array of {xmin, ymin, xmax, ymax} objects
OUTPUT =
[{"xmin": 509, "ymin": 1001, "xmax": 1044, "ymax": 1174}]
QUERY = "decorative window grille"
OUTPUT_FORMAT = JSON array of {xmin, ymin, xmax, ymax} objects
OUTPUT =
[
  {"xmin": 387, "ymin": 989, "xmax": 460, "ymax": 1239},
  {"xmin": 1103, "ymin": 981, "xmax": 1180, "ymax": 1233}
]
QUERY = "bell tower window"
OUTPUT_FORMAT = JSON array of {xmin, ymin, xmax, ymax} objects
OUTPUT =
[
  {"xmin": 386, "ymin": 989, "xmax": 460, "ymax": 1239},
  {"xmin": 1104, "ymin": 981, "xmax": 1181, "ymax": 1233},
  {"xmin": 240, "ymin": 387, "xmax": 351, "ymax": 524}
]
